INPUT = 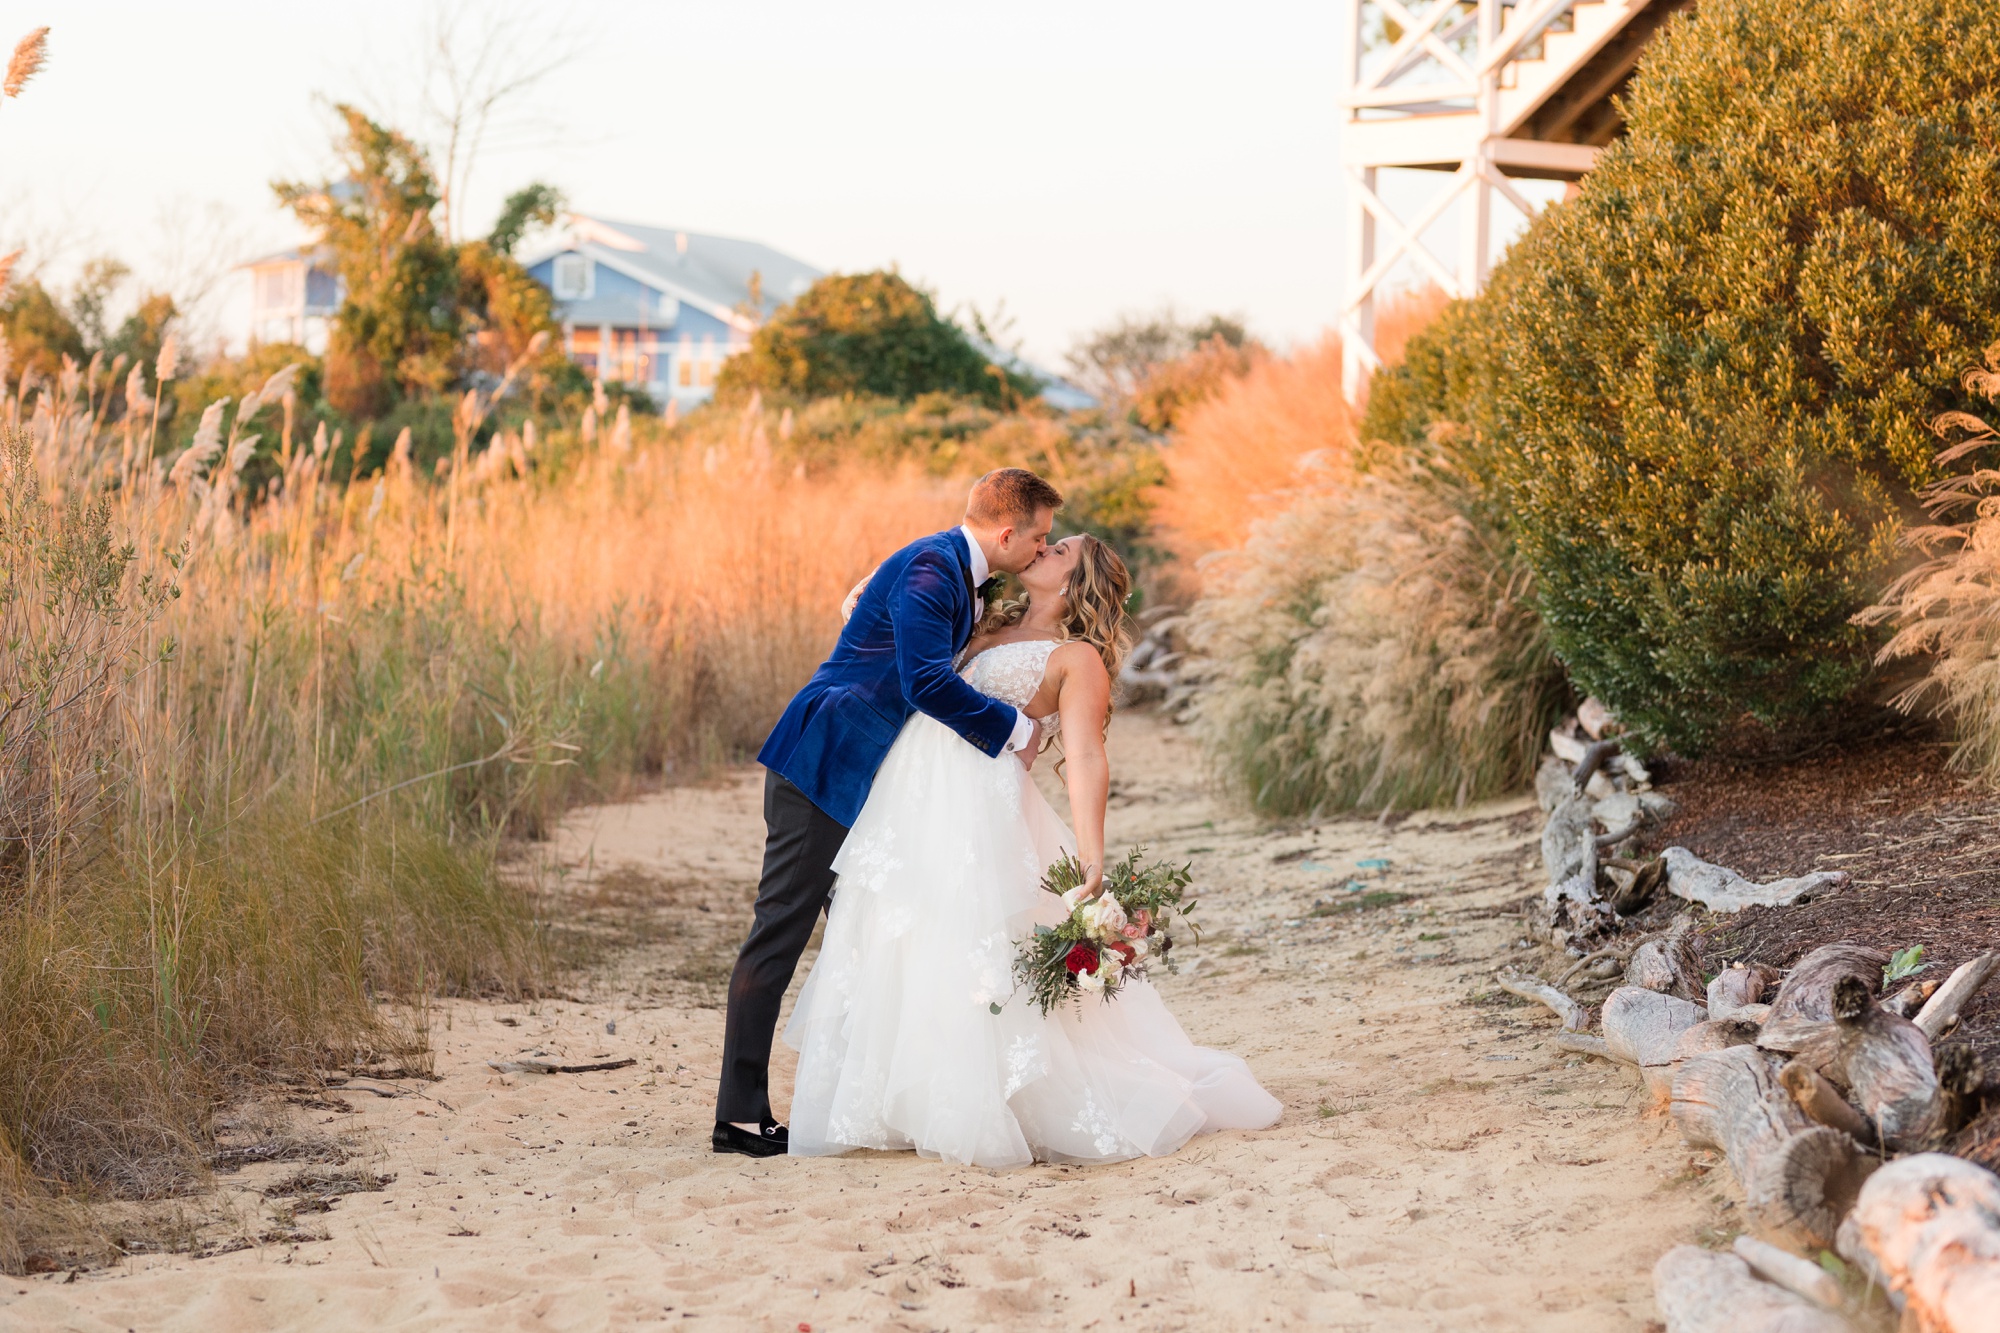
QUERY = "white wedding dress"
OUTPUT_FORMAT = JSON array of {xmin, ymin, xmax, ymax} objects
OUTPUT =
[{"xmin": 784, "ymin": 639, "xmax": 1281, "ymax": 1168}]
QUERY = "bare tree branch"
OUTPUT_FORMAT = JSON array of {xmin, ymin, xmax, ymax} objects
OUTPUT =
[{"xmin": 416, "ymin": 1, "xmax": 586, "ymax": 243}]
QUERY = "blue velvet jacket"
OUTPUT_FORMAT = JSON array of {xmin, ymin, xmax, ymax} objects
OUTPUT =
[{"xmin": 758, "ymin": 529, "xmax": 1016, "ymax": 826}]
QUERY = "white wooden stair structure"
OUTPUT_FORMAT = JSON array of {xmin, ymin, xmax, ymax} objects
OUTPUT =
[{"xmin": 1339, "ymin": 0, "xmax": 1691, "ymax": 396}]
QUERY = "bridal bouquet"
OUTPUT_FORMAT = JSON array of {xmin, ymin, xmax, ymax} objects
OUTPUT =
[{"xmin": 1013, "ymin": 849, "xmax": 1199, "ymax": 1015}]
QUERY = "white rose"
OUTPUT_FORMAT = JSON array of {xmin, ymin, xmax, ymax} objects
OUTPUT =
[
  {"xmin": 1085, "ymin": 895, "xmax": 1127, "ymax": 937},
  {"xmin": 1077, "ymin": 967, "xmax": 1107, "ymax": 993}
]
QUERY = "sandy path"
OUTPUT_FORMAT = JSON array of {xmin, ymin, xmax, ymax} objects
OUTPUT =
[{"xmin": 12, "ymin": 713, "xmax": 1723, "ymax": 1331}]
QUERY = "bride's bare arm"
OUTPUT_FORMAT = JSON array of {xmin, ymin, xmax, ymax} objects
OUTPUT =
[{"xmin": 1051, "ymin": 643, "xmax": 1113, "ymax": 892}]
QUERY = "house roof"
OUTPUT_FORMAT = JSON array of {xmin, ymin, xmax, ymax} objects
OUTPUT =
[
  {"xmin": 523, "ymin": 215, "xmax": 823, "ymax": 332},
  {"xmin": 238, "ymin": 244, "xmax": 336, "ymax": 272}
]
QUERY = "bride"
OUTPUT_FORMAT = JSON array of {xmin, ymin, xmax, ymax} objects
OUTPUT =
[{"xmin": 784, "ymin": 534, "xmax": 1281, "ymax": 1168}]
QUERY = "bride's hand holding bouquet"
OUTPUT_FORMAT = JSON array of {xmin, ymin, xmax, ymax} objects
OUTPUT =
[{"xmin": 1013, "ymin": 849, "xmax": 1199, "ymax": 1015}]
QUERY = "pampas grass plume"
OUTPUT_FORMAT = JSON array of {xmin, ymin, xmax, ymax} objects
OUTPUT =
[
  {"xmin": 171, "ymin": 398, "xmax": 228, "ymax": 484},
  {"xmin": 4, "ymin": 27, "xmax": 48, "ymax": 99},
  {"xmin": 155, "ymin": 332, "xmax": 179, "ymax": 383}
]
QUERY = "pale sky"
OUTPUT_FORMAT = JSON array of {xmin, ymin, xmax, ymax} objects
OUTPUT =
[{"xmin": 0, "ymin": 1, "xmax": 1502, "ymax": 367}]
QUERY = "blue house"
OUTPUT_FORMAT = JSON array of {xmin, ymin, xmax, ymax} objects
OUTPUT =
[
  {"xmin": 241, "ymin": 245, "xmax": 344, "ymax": 352},
  {"xmin": 521, "ymin": 215, "xmax": 821, "ymax": 408}
]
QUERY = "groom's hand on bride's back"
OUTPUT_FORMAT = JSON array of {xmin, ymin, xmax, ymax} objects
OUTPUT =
[{"xmin": 1016, "ymin": 717, "xmax": 1043, "ymax": 770}]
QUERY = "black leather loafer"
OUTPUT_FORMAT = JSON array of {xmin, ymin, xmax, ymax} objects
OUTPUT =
[{"xmin": 712, "ymin": 1120, "xmax": 788, "ymax": 1157}]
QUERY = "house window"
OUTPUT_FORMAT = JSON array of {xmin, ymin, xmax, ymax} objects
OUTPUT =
[
  {"xmin": 552, "ymin": 254, "xmax": 593, "ymax": 300},
  {"xmin": 254, "ymin": 266, "xmax": 302, "ymax": 314}
]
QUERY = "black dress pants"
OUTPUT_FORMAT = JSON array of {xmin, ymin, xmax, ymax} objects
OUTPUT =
[{"xmin": 715, "ymin": 771, "xmax": 851, "ymax": 1126}]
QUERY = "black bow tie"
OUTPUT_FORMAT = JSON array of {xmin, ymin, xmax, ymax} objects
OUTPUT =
[{"xmin": 977, "ymin": 575, "xmax": 1003, "ymax": 602}]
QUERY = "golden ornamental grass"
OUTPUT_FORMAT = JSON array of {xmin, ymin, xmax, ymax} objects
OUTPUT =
[
  {"xmin": 0, "ymin": 385, "xmax": 962, "ymax": 1269},
  {"xmin": 1150, "ymin": 322, "xmax": 1562, "ymax": 814},
  {"xmin": 1859, "ymin": 351, "xmax": 2000, "ymax": 781},
  {"xmin": 1184, "ymin": 456, "xmax": 1564, "ymax": 815},
  {"xmin": 3, "ymin": 27, "xmax": 47, "ymax": 100}
]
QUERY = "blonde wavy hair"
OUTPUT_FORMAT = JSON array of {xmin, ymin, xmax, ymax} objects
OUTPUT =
[{"xmin": 978, "ymin": 534, "xmax": 1134, "ymax": 679}]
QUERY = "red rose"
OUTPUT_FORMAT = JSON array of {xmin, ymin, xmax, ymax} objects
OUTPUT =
[
  {"xmin": 1064, "ymin": 942, "xmax": 1100, "ymax": 975},
  {"xmin": 1106, "ymin": 940, "xmax": 1137, "ymax": 964}
]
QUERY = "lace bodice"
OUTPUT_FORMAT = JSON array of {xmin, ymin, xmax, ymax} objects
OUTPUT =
[{"xmin": 961, "ymin": 638, "xmax": 1061, "ymax": 733}]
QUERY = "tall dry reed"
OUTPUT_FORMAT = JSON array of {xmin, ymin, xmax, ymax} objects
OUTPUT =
[
  {"xmin": 0, "ymin": 360, "xmax": 962, "ymax": 1269},
  {"xmin": 1150, "ymin": 335, "xmax": 1352, "ymax": 569}
]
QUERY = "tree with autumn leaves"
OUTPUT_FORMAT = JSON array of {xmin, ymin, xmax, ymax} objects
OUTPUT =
[{"xmin": 274, "ymin": 104, "xmax": 567, "ymax": 420}]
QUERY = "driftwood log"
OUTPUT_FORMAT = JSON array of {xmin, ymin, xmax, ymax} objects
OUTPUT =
[
  {"xmin": 1779, "ymin": 1058, "xmax": 1877, "ymax": 1148},
  {"xmin": 1674, "ymin": 1018, "xmax": 1761, "ymax": 1066},
  {"xmin": 1936, "ymin": 1046, "xmax": 1997, "ymax": 1138},
  {"xmin": 1661, "ymin": 847, "xmax": 1849, "ymax": 914},
  {"xmin": 1671, "ymin": 1045, "xmax": 1876, "ymax": 1250},
  {"xmin": 1610, "ymin": 855, "xmax": 1668, "ymax": 917},
  {"xmin": 1709, "ymin": 964, "xmax": 1778, "ymax": 1021},
  {"xmin": 1836, "ymin": 1152, "xmax": 2000, "ymax": 1333},
  {"xmin": 1886, "ymin": 978, "xmax": 1942, "ymax": 1019},
  {"xmin": 1822, "ymin": 976, "xmax": 1943, "ymax": 1152},
  {"xmin": 1556, "ymin": 1031, "xmax": 1618, "ymax": 1060},
  {"xmin": 1602, "ymin": 986, "xmax": 1708, "ymax": 1100},
  {"xmin": 1542, "ymin": 791, "xmax": 1597, "ymax": 887},
  {"xmin": 1628, "ymin": 918, "xmax": 1705, "ymax": 1001},
  {"xmin": 1759, "ymin": 944, "xmax": 1891, "ymax": 1055},
  {"xmin": 1652, "ymin": 1245, "xmax": 1855, "ymax": 1333},
  {"xmin": 1914, "ymin": 952, "xmax": 1999, "ymax": 1043},
  {"xmin": 1732, "ymin": 1234, "xmax": 1846, "ymax": 1311},
  {"xmin": 1497, "ymin": 970, "xmax": 1633, "ymax": 1063},
  {"xmin": 1496, "ymin": 970, "xmax": 1588, "ymax": 1033}
]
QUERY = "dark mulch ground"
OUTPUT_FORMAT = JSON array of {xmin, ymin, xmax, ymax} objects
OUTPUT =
[{"xmin": 1625, "ymin": 731, "xmax": 2000, "ymax": 1163}]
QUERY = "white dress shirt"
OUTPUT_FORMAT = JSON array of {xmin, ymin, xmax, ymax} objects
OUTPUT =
[{"xmin": 961, "ymin": 525, "xmax": 1038, "ymax": 755}]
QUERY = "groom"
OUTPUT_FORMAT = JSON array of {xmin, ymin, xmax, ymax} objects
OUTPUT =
[{"xmin": 712, "ymin": 467, "xmax": 1065, "ymax": 1157}]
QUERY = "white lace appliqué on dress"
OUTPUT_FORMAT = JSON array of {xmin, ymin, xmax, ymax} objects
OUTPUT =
[{"xmin": 782, "ymin": 639, "xmax": 1281, "ymax": 1169}]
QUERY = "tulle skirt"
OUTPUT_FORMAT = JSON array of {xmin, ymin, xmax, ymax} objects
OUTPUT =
[{"xmin": 783, "ymin": 711, "xmax": 1282, "ymax": 1168}]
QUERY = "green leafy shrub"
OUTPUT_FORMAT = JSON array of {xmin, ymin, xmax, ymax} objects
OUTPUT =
[
  {"xmin": 717, "ymin": 271, "xmax": 1032, "ymax": 406},
  {"xmin": 1372, "ymin": 0, "xmax": 2000, "ymax": 751}
]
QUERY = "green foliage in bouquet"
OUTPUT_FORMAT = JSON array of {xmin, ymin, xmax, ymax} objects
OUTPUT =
[{"xmin": 1012, "ymin": 849, "xmax": 1199, "ymax": 1016}]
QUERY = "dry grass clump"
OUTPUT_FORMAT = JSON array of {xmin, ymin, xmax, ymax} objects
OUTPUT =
[
  {"xmin": 1150, "ymin": 335, "xmax": 1352, "ymax": 567},
  {"xmin": 1155, "ymin": 327, "xmax": 1564, "ymax": 814},
  {"xmin": 1860, "ymin": 353, "xmax": 2000, "ymax": 781},
  {"xmin": 1184, "ymin": 454, "xmax": 1565, "ymax": 815}
]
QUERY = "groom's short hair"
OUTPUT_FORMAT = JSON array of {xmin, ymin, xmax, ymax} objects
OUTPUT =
[{"xmin": 966, "ymin": 468, "xmax": 1063, "ymax": 527}]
